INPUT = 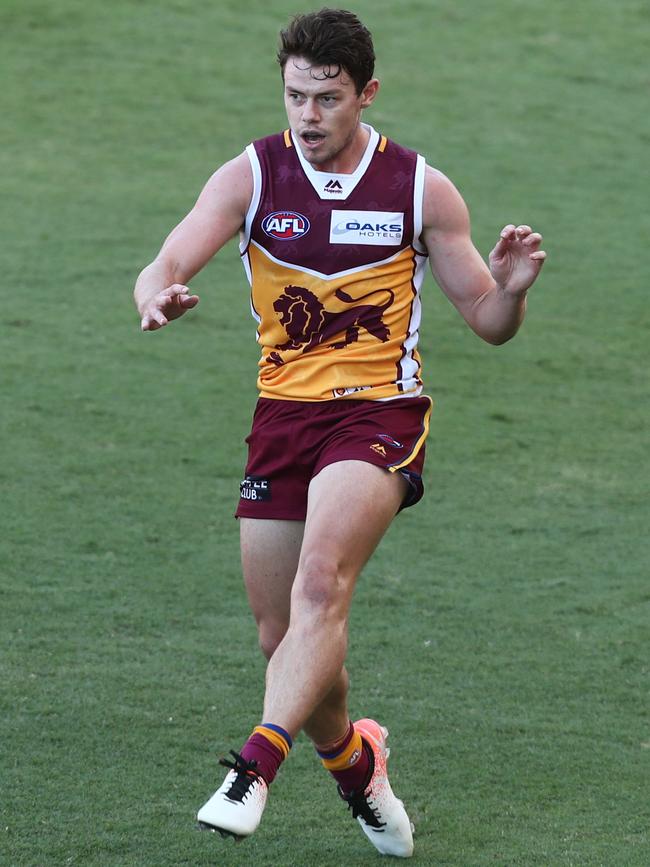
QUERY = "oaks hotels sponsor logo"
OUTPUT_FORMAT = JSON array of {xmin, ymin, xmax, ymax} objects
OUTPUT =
[
  {"xmin": 262, "ymin": 210, "xmax": 310, "ymax": 240},
  {"xmin": 329, "ymin": 210, "xmax": 404, "ymax": 246}
]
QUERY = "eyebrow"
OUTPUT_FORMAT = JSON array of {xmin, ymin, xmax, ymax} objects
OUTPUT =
[{"xmin": 284, "ymin": 85, "xmax": 342, "ymax": 97}]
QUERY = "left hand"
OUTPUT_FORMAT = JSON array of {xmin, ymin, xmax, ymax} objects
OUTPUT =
[{"xmin": 489, "ymin": 224, "xmax": 546, "ymax": 296}]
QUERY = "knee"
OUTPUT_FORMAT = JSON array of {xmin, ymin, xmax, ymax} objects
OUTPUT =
[
  {"xmin": 292, "ymin": 553, "xmax": 349, "ymax": 620},
  {"xmin": 257, "ymin": 620, "xmax": 288, "ymax": 660}
]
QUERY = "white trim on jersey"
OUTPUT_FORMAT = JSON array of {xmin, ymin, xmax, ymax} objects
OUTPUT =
[
  {"xmin": 290, "ymin": 124, "xmax": 380, "ymax": 200},
  {"xmin": 392, "ymin": 153, "xmax": 427, "ymax": 396},
  {"xmin": 249, "ymin": 292, "xmax": 262, "ymax": 343},
  {"xmin": 240, "ymin": 143, "xmax": 263, "ymax": 254},
  {"xmin": 397, "ymin": 252, "xmax": 428, "ymax": 392},
  {"xmin": 241, "ymin": 251, "xmax": 253, "ymax": 286},
  {"xmin": 374, "ymin": 387, "xmax": 423, "ymax": 401},
  {"xmin": 247, "ymin": 238, "xmax": 413, "ymax": 282},
  {"xmin": 413, "ymin": 154, "xmax": 427, "ymax": 255},
  {"xmin": 249, "ymin": 293, "xmax": 261, "ymax": 324}
]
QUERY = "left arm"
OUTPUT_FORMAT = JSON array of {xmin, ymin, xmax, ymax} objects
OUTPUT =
[{"xmin": 420, "ymin": 166, "xmax": 546, "ymax": 345}]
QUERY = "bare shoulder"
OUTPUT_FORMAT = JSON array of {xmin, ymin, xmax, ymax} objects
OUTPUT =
[
  {"xmin": 196, "ymin": 151, "xmax": 253, "ymax": 218},
  {"xmin": 422, "ymin": 164, "xmax": 470, "ymax": 234},
  {"xmin": 156, "ymin": 151, "xmax": 254, "ymax": 273},
  {"xmin": 204, "ymin": 151, "xmax": 253, "ymax": 190}
]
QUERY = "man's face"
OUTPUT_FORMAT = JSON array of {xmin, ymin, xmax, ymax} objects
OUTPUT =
[{"xmin": 283, "ymin": 56, "xmax": 378, "ymax": 170}]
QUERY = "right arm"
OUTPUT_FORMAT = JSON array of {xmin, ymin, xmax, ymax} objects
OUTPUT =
[{"xmin": 134, "ymin": 152, "xmax": 253, "ymax": 331}]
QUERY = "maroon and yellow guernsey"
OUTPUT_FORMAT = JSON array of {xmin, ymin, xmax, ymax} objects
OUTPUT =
[{"xmin": 240, "ymin": 124, "xmax": 429, "ymax": 402}]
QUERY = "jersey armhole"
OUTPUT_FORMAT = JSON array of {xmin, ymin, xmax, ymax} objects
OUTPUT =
[
  {"xmin": 413, "ymin": 154, "xmax": 427, "ymax": 255},
  {"xmin": 240, "ymin": 143, "xmax": 263, "ymax": 254}
]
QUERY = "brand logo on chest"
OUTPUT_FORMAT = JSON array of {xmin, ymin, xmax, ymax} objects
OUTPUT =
[
  {"xmin": 329, "ymin": 210, "xmax": 404, "ymax": 246},
  {"xmin": 324, "ymin": 179, "xmax": 343, "ymax": 193},
  {"xmin": 262, "ymin": 211, "xmax": 310, "ymax": 240}
]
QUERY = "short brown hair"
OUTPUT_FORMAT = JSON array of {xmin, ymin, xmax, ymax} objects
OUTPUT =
[{"xmin": 278, "ymin": 8, "xmax": 375, "ymax": 95}]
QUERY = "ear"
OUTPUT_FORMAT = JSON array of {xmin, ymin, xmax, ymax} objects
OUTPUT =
[{"xmin": 359, "ymin": 78, "xmax": 380, "ymax": 109}]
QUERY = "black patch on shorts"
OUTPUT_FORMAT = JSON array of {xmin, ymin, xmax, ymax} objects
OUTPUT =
[{"xmin": 240, "ymin": 475, "xmax": 272, "ymax": 502}]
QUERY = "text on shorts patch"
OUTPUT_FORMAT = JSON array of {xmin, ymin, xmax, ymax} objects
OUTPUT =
[{"xmin": 240, "ymin": 475, "xmax": 272, "ymax": 501}]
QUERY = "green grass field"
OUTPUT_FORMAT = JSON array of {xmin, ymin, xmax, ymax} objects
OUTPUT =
[{"xmin": 2, "ymin": 1, "xmax": 649, "ymax": 864}]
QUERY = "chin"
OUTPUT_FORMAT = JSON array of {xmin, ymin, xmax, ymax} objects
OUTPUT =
[{"xmin": 302, "ymin": 147, "xmax": 332, "ymax": 167}]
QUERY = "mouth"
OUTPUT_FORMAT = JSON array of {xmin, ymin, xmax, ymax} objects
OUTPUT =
[{"xmin": 300, "ymin": 131, "xmax": 326, "ymax": 147}]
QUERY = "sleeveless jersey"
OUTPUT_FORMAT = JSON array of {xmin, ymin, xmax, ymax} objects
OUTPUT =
[{"xmin": 239, "ymin": 124, "xmax": 429, "ymax": 402}]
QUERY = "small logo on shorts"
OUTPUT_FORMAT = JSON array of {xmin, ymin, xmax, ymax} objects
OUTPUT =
[
  {"xmin": 377, "ymin": 433, "xmax": 403, "ymax": 448},
  {"xmin": 370, "ymin": 443, "xmax": 387, "ymax": 457},
  {"xmin": 240, "ymin": 476, "xmax": 272, "ymax": 502}
]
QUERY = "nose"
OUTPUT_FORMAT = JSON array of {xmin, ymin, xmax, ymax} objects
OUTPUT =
[{"xmin": 301, "ymin": 97, "xmax": 320, "ymax": 124}]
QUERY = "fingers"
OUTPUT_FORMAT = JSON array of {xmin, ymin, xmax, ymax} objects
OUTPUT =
[
  {"xmin": 160, "ymin": 283, "xmax": 188, "ymax": 305},
  {"xmin": 499, "ymin": 224, "xmax": 534, "ymax": 241},
  {"xmin": 139, "ymin": 283, "xmax": 199, "ymax": 331},
  {"xmin": 522, "ymin": 232, "xmax": 544, "ymax": 266},
  {"xmin": 490, "ymin": 224, "xmax": 515, "ymax": 259},
  {"xmin": 164, "ymin": 285, "xmax": 200, "ymax": 310},
  {"xmin": 140, "ymin": 310, "xmax": 168, "ymax": 331},
  {"xmin": 177, "ymin": 292, "xmax": 200, "ymax": 309},
  {"xmin": 518, "ymin": 228, "xmax": 545, "ymax": 265},
  {"xmin": 491, "ymin": 224, "xmax": 529, "ymax": 257},
  {"xmin": 496, "ymin": 224, "xmax": 545, "ymax": 257}
]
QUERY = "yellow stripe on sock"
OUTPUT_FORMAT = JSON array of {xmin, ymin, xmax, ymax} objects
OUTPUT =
[
  {"xmin": 254, "ymin": 725, "xmax": 291, "ymax": 760},
  {"xmin": 320, "ymin": 730, "xmax": 364, "ymax": 772}
]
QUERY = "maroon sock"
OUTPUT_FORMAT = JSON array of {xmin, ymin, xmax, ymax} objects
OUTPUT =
[
  {"xmin": 240, "ymin": 732, "xmax": 285, "ymax": 785},
  {"xmin": 328, "ymin": 739, "xmax": 372, "ymax": 795},
  {"xmin": 316, "ymin": 722, "xmax": 373, "ymax": 795}
]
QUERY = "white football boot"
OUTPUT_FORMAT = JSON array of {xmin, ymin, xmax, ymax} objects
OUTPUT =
[
  {"xmin": 197, "ymin": 751, "xmax": 268, "ymax": 839},
  {"xmin": 339, "ymin": 719, "xmax": 414, "ymax": 858}
]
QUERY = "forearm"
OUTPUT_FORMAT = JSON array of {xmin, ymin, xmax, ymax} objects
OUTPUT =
[{"xmin": 466, "ymin": 282, "xmax": 527, "ymax": 345}]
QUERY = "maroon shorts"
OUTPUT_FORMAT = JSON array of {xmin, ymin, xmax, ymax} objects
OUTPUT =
[{"xmin": 235, "ymin": 395, "xmax": 433, "ymax": 521}]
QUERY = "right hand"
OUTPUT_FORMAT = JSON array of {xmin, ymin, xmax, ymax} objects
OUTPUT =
[{"xmin": 139, "ymin": 283, "xmax": 200, "ymax": 331}]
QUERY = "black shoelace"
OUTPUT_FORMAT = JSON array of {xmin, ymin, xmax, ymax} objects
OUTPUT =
[
  {"xmin": 219, "ymin": 751, "xmax": 261, "ymax": 802},
  {"xmin": 338, "ymin": 785, "xmax": 387, "ymax": 829}
]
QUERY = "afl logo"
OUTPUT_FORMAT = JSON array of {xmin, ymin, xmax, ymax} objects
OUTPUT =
[{"xmin": 262, "ymin": 211, "xmax": 310, "ymax": 240}]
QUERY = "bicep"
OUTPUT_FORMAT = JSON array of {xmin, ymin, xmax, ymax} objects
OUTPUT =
[
  {"xmin": 156, "ymin": 153, "xmax": 253, "ymax": 283},
  {"xmin": 421, "ymin": 168, "xmax": 494, "ymax": 318}
]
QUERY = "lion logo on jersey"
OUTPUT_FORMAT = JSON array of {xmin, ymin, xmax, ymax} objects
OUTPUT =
[{"xmin": 267, "ymin": 285, "xmax": 394, "ymax": 364}]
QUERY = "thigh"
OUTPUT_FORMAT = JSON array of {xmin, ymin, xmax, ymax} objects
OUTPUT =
[
  {"xmin": 240, "ymin": 517, "xmax": 305, "ymax": 629},
  {"xmin": 296, "ymin": 460, "xmax": 408, "ymax": 599}
]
